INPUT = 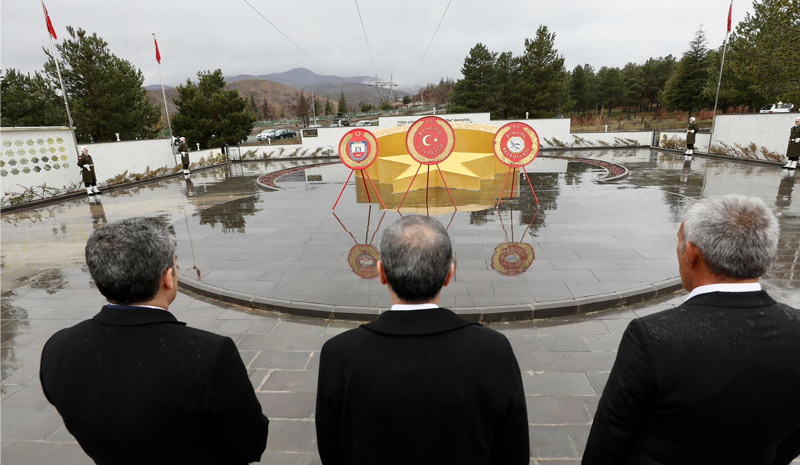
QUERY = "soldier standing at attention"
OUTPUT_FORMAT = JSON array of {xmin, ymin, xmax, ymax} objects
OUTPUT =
[
  {"xmin": 78, "ymin": 146, "xmax": 100, "ymax": 197},
  {"xmin": 178, "ymin": 136, "xmax": 190, "ymax": 175},
  {"xmin": 782, "ymin": 116, "xmax": 800, "ymax": 170},
  {"xmin": 685, "ymin": 116, "xmax": 699, "ymax": 160}
]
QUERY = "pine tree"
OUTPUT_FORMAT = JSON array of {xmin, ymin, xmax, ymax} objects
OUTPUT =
[
  {"xmin": 661, "ymin": 29, "xmax": 712, "ymax": 113},
  {"xmin": 324, "ymin": 100, "xmax": 335, "ymax": 116},
  {"xmin": 490, "ymin": 52, "xmax": 520, "ymax": 119},
  {"xmin": 260, "ymin": 98, "xmax": 273, "ymax": 121},
  {"xmin": 449, "ymin": 43, "xmax": 497, "ymax": 114},
  {"xmin": 517, "ymin": 25, "xmax": 568, "ymax": 118},
  {"xmin": 0, "ymin": 69, "xmax": 65, "ymax": 127},
  {"xmin": 172, "ymin": 69, "xmax": 255, "ymax": 149},
  {"xmin": 570, "ymin": 65, "xmax": 593, "ymax": 116},
  {"xmin": 338, "ymin": 91, "xmax": 348, "ymax": 114},
  {"xmin": 727, "ymin": 0, "xmax": 800, "ymax": 109},
  {"xmin": 43, "ymin": 27, "xmax": 160, "ymax": 142}
]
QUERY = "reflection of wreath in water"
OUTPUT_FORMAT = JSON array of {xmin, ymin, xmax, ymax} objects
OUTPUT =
[
  {"xmin": 348, "ymin": 244, "xmax": 380, "ymax": 279},
  {"xmin": 491, "ymin": 243, "xmax": 535, "ymax": 276}
]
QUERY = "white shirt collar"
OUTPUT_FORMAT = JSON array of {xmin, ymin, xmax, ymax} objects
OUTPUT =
[
  {"xmin": 390, "ymin": 303, "xmax": 439, "ymax": 311},
  {"xmin": 685, "ymin": 282, "xmax": 761, "ymax": 301},
  {"xmin": 107, "ymin": 303, "xmax": 168, "ymax": 311}
]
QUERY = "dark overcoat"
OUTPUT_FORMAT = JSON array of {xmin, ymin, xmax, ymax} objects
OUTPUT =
[
  {"xmin": 178, "ymin": 141, "xmax": 190, "ymax": 165},
  {"xmin": 787, "ymin": 124, "xmax": 800, "ymax": 159},
  {"xmin": 582, "ymin": 291, "xmax": 800, "ymax": 465},
  {"xmin": 77, "ymin": 153, "xmax": 97, "ymax": 183},
  {"xmin": 686, "ymin": 122, "xmax": 699, "ymax": 146},
  {"xmin": 315, "ymin": 308, "xmax": 530, "ymax": 465},
  {"xmin": 40, "ymin": 306, "xmax": 269, "ymax": 465}
]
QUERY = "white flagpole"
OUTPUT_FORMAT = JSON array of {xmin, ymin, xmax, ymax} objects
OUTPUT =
[
  {"xmin": 710, "ymin": 0, "xmax": 733, "ymax": 150},
  {"xmin": 41, "ymin": 0, "xmax": 80, "ymax": 158},
  {"xmin": 152, "ymin": 33, "xmax": 177, "ymax": 165}
]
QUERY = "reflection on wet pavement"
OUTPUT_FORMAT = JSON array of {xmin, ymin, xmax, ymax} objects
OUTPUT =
[{"xmin": 2, "ymin": 150, "xmax": 799, "ymax": 464}]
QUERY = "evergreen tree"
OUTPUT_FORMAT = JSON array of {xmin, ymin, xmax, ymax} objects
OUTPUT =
[
  {"xmin": 338, "ymin": 91, "xmax": 348, "ymax": 114},
  {"xmin": 0, "ymin": 69, "xmax": 65, "ymax": 127},
  {"xmin": 640, "ymin": 56, "xmax": 675, "ymax": 111},
  {"xmin": 449, "ymin": 43, "xmax": 497, "ymax": 114},
  {"xmin": 491, "ymin": 52, "xmax": 520, "ymax": 119},
  {"xmin": 402, "ymin": 95, "xmax": 412, "ymax": 105},
  {"xmin": 324, "ymin": 100, "xmax": 335, "ymax": 115},
  {"xmin": 172, "ymin": 69, "xmax": 254, "ymax": 149},
  {"xmin": 596, "ymin": 67, "xmax": 624, "ymax": 116},
  {"xmin": 570, "ymin": 64, "xmax": 593, "ymax": 116},
  {"xmin": 621, "ymin": 62, "xmax": 644, "ymax": 113},
  {"xmin": 246, "ymin": 95, "xmax": 260, "ymax": 119},
  {"xmin": 517, "ymin": 25, "xmax": 568, "ymax": 118},
  {"xmin": 43, "ymin": 27, "xmax": 160, "ymax": 142},
  {"xmin": 661, "ymin": 29, "xmax": 712, "ymax": 112},
  {"xmin": 727, "ymin": 0, "xmax": 800, "ymax": 110}
]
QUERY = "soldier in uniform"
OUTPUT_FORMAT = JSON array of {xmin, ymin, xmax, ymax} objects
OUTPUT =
[
  {"xmin": 77, "ymin": 146, "xmax": 100, "ymax": 196},
  {"xmin": 684, "ymin": 116, "xmax": 699, "ymax": 160},
  {"xmin": 178, "ymin": 136, "xmax": 190, "ymax": 175},
  {"xmin": 782, "ymin": 116, "xmax": 800, "ymax": 170}
]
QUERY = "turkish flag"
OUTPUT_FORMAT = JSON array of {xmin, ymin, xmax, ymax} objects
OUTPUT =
[
  {"xmin": 43, "ymin": 2, "xmax": 57, "ymax": 39},
  {"xmin": 727, "ymin": 1, "xmax": 732, "ymax": 32},
  {"xmin": 154, "ymin": 37, "xmax": 161, "ymax": 63}
]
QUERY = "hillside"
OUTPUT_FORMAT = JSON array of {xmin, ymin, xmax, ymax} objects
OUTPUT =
[{"xmin": 146, "ymin": 78, "xmax": 335, "ymax": 120}]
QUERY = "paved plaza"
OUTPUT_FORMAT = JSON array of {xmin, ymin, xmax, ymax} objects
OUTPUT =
[{"xmin": 2, "ymin": 149, "xmax": 799, "ymax": 464}]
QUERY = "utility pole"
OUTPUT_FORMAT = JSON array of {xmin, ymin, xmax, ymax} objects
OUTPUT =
[{"xmin": 311, "ymin": 90, "xmax": 317, "ymax": 126}]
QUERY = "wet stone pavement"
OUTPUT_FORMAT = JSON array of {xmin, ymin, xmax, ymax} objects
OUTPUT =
[{"xmin": 2, "ymin": 149, "xmax": 799, "ymax": 464}]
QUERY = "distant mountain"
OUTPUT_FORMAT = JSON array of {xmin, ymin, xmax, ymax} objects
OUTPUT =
[
  {"xmin": 227, "ymin": 67, "xmax": 373, "ymax": 87},
  {"xmin": 144, "ymin": 84, "xmax": 174, "ymax": 91}
]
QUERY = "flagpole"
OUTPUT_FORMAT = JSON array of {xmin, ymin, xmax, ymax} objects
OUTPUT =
[
  {"xmin": 153, "ymin": 33, "xmax": 177, "ymax": 165},
  {"xmin": 41, "ymin": 0, "xmax": 80, "ymax": 158},
  {"xmin": 710, "ymin": 0, "xmax": 733, "ymax": 150}
]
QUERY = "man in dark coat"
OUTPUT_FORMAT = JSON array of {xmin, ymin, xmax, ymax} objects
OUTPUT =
[
  {"xmin": 782, "ymin": 116, "xmax": 800, "ymax": 170},
  {"xmin": 684, "ymin": 116, "xmax": 699, "ymax": 159},
  {"xmin": 315, "ymin": 215, "xmax": 529, "ymax": 465},
  {"xmin": 582, "ymin": 195, "xmax": 800, "ymax": 465},
  {"xmin": 178, "ymin": 136, "xmax": 190, "ymax": 174},
  {"xmin": 77, "ymin": 146, "xmax": 100, "ymax": 196},
  {"xmin": 40, "ymin": 217, "xmax": 268, "ymax": 465}
]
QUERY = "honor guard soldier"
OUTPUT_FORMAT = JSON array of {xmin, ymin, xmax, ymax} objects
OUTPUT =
[
  {"xmin": 78, "ymin": 146, "xmax": 101, "ymax": 196},
  {"xmin": 782, "ymin": 117, "xmax": 800, "ymax": 170},
  {"xmin": 684, "ymin": 116, "xmax": 699, "ymax": 160},
  {"xmin": 178, "ymin": 137, "xmax": 190, "ymax": 174}
]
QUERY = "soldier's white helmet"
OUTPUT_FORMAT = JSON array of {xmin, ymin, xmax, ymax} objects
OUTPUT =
[
  {"xmin": 81, "ymin": 146, "xmax": 88, "ymax": 153},
  {"xmin": 689, "ymin": 117, "xmax": 695, "ymax": 122},
  {"xmin": 180, "ymin": 137, "xmax": 186, "ymax": 141}
]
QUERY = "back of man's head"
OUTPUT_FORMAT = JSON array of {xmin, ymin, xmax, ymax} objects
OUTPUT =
[
  {"xmin": 85, "ymin": 217, "xmax": 175, "ymax": 305},
  {"xmin": 682, "ymin": 195, "xmax": 779, "ymax": 279},
  {"xmin": 380, "ymin": 215, "xmax": 452, "ymax": 303}
]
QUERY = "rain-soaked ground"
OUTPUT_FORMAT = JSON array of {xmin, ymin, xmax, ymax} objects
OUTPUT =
[{"xmin": 2, "ymin": 148, "xmax": 799, "ymax": 464}]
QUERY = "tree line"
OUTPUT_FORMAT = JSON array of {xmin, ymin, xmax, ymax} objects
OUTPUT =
[{"xmin": 448, "ymin": 0, "xmax": 798, "ymax": 118}]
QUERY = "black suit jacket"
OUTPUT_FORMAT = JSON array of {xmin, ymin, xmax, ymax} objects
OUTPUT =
[
  {"xmin": 315, "ymin": 308, "xmax": 529, "ymax": 465},
  {"xmin": 583, "ymin": 291, "xmax": 800, "ymax": 465},
  {"xmin": 40, "ymin": 306, "xmax": 268, "ymax": 465}
]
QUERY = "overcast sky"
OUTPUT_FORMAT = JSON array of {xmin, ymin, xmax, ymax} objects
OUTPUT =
[{"xmin": 2, "ymin": 0, "xmax": 752, "ymax": 91}]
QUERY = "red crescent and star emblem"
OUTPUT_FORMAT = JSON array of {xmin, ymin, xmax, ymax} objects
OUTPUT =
[
  {"xmin": 405, "ymin": 116, "xmax": 456, "ymax": 165},
  {"xmin": 493, "ymin": 122, "xmax": 540, "ymax": 168},
  {"xmin": 338, "ymin": 129, "xmax": 379, "ymax": 170}
]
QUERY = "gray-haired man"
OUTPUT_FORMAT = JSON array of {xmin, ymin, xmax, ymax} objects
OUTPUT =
[
  {"xmin": 40, "ymin": 217, "xmax": 268, "ymax": 465},
  {"xmin": 316, "ymin": 214, "xmax": 529, "ymax": 465},
  {"xmin": 583, "ymin": 195, "xmax": 800, "ymax": 464}
]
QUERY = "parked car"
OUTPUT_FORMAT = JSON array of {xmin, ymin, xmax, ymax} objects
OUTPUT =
[
  {"xmin": 354, "ymin": 120, "xmax": 373, "ymax": 126},
  {"xmin": 759, "ymin": 102, "xmax": 795, "ymax": 113},
  {"xmin": 274, "ymin": 129, "xmax": 298, "ymax": 140}
]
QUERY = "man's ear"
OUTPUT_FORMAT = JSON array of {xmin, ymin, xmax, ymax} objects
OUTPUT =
[
  {"xmin": 442, "ymin": 262, "xmax": 455, "ymax": 287},
  {"xmin": 377, "ymin": 260, "xmax": 388, "ymax": 285},
  {"xmin": 684, "ymin": 241, "xmax": 702, "ymax": 268},
  {"xmin": 162, "ymin": 266, "xmax": 176, "ymax": 291}
]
